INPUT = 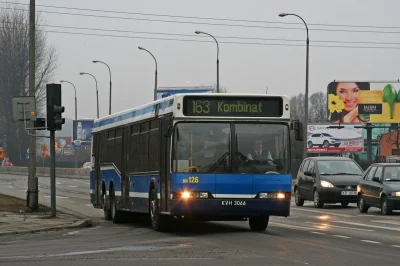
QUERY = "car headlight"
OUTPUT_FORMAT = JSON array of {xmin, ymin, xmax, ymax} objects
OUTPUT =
[
  {"xmin": 321, "ymin": 180, "xmax": 334, "ymax": 188},
  {"xmin": 390, "ymin": 191, "xmax": 400, "ymax": 197}
]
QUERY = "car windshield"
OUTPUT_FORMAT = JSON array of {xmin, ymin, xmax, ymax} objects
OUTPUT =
[
  {"xmin": 383, "ymin": 166, "xmax": 400, "ymax": 181},
  {"xmin": 171, "ymin": 122, "xmax": 290, "ymax": 174},
  {"xmin": 317, "ymin": 160, "xmax": 363, "ymax": 175}
]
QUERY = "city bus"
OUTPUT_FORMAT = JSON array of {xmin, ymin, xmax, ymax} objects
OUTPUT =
[{"xmin": 89, "ymin": 93, "xmax": 303, "ymax": 231}]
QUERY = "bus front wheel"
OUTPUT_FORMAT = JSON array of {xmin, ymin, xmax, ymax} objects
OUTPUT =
[
  {"xmin": 249, "ymin": 215, "xmax": 269, "ymax": 232},
  {"xmin": 149, "ymin": 189, "xmax": 169, "ymax": 231}
]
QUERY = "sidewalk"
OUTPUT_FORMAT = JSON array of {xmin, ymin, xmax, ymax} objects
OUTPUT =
[{"xmin": 0, "ymin": 194, "xmax": 91, "ymax": 237}]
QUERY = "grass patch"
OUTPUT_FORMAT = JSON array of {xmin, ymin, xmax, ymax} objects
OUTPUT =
[{"xmin": 0, "ymin": 194, "xmax": 51, "ymax": 213}]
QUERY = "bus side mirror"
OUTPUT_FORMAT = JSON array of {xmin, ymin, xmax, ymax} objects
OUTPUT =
[
  {"xmin": 163, "ymin": 120, "xmax": 173, "ymax": 138},
  {"xmin": 291, "ymin": 120, "xmax": 303, "ymax": 141}
]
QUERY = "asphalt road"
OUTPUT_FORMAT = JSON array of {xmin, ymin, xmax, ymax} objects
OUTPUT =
[{"xmin": 1, "ymin": 173, "xmax": 400, "ymax": 265}]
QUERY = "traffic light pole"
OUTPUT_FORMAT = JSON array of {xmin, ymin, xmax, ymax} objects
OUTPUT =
[{"xmin": 49, "ymin": 128, "xmax": 56, "ymax": 217}]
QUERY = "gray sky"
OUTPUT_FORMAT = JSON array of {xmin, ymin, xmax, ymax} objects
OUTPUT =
[{"xmin": 15, "ymin": 0, "xmax": 400, "ymax": 119}]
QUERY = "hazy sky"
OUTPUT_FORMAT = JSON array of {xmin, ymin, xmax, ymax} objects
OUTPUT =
[{"xmin": 8, "ymin": 0, "xmax": 400, "ymax": 119}]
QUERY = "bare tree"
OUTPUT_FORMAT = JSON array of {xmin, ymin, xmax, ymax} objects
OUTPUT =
[
  {"xmin": 0, "ymin": 4, "xmax": 58, "ymax": 165},
  {"xmin": 309, "ymin": 92, "xmax": 327, "ymax": 123}
]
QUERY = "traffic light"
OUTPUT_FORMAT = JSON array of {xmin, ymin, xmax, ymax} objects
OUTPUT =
[{"xmin": 46, "ymin": 83, "xmax": 65, "ymax": 131}]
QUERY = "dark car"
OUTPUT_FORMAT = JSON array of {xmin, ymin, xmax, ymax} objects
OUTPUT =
[
  {"xmin": 357, "ymin": 163, "xmax": 400, "ymax": 215},
  {"xmin": 294, "ymin": 156, "xmax": 364, "ymax": 208}
]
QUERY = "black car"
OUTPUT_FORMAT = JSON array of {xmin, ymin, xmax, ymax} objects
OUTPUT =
[
  {"xmin": 294, "ymin": 156, "xmax": 364, "ymax": 208},
  {"xmin": 357, "ymin": 163, "xmax": 400, "ymax": 215}
]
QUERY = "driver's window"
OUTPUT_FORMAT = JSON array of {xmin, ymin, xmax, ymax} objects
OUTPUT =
[
  {"xmin": 374, "ymin": 167, "xmax": 383, "ymax": 180},
  {"xmin": 307, "ymin": 160, "xmax": 315, "ymax": 175}
]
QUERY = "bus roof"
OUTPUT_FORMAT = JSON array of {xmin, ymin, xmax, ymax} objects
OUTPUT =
[{"xmin": 92, "ymin": 93, "xmax": 290, "ymax": 133}]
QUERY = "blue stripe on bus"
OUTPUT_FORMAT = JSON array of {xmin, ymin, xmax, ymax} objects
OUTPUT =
[
  {"xmin": 129, "ymin": 175, "xmax": 161, "ymax": 195},
  {"xmin": 101, "ymin": 168, "xmax": 122, "ymax": 193},
  {"xmin": 89, "ymin": 170, "xmax": 95, "ymax": 190},
  {"xmin": 93, "ymin": 99, "xmax": 174, "ymax": 129}
]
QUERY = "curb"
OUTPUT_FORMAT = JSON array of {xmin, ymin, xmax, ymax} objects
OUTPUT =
[{"xmin": 0, "ymin": 219, "xmax": 92, "ymax": 237}]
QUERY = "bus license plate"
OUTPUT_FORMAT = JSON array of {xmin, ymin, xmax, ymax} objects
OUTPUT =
[
  {"xmin": 341, "ymin": 191, "xmax": 356, "ymax": 196},
  {"xmin": 221, "ymin": 200, "xmax": 247, "ymax": 206}
]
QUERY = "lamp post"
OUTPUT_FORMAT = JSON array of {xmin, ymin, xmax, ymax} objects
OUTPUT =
[
  {"xmin": 279, "ymin": 13, "xmax": 309, "ymax": 159},
  {"xmin": 138, "ymin": 47, "xmax": 158, "ymax": 101},
  {"xmin": 93, "ymin": 60, "xmax": 112, "ymax": 115},
  {"xmin": 195, "ymin": 30, "xmax": 219, "ymax": 93},
  {"xmin": 79, "ymin": 72, "xmax": 99, "ymax": 118},
  {"xmin": 60, "ymin": 80, "xmax": 78, "ymax": 168}
]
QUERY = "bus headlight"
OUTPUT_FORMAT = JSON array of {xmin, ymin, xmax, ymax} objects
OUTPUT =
[
  {"xmin": 175, "ymin": 191, "xmax": 209, "ymax": 199},
  {"xmin": 259, "ymin": 192, "xmax": 288, "ymax": 199}
]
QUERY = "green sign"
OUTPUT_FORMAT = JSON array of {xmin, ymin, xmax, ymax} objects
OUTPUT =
[{"xmin": 182, "ymin": 96, "xmax": 283, "ymax": 117}]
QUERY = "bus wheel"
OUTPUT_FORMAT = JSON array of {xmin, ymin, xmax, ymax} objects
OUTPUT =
[
  {"xmin": 249, "ymin": 215, "xmax": 269, "ymax": 232},
  {"xmin": 149, "ymin": 189, "xmax": 168, "ymax": 231},
  {"xmin": 110, "ymin": 187, "xmax": 123, "ymax": 223},
  {"xmin": 103, "ymin": 192, "xmax": 111, "ymax": 220}
]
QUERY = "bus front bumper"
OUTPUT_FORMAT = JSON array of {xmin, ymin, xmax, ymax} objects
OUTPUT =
[{"xmin": 170, "ymin": 198, "xmax": 290, "ymax": 218}]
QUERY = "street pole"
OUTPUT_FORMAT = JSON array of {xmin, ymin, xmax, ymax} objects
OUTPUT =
[
  {"xmin": 138, "ymin": 47, "xmax": 158, "ymax": 101},
  {"xmin": 195, "ymin": 31, "xmax": 219, "ymax": 93},
  {"xmin": 28, "ymin": 0, "xmax": 38, "ymax": 211},
  {"xmin": 93, "ymin": 61, "xmax": 112, "ymax": 114},
  {"xmin": 60, "ymin": 80, "xmax": 78, "ymax": 167},
  {"xmin": 279, "ymin": 13, "xmax": 309, "ymax": 160},
  {"xmin": 80, "ymin": 72, "xmax": 99, "ymax": 118},
  {"xmin": 50, "ymin": 128, "xmax": 56, "ymax": 217}
]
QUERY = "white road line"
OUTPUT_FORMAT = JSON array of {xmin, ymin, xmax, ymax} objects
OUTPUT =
[
  {"xmin": 85, "ymin": 204, "xmax": 92, "ymax": 207},
  {"xmin": 0, "ymin": 185, "xmax": 14, "ymax": 188},
  {"xmin": 310, "ymin": 231, "xmax": 326, "ymax": 235},
  {"xmin": 371, "ymin": 220, "xmax": 400, "ymax": 226},
  {"xmin": 73, "ymin": 179, "xmax": 90, "ymax": 185},
  {"xmin": 335, "ymin": 221, "xmax": 400, "ymax": 232},
  {"xmin": 270, "ymin": 222, "xmax": 325, "ymax": 232},
  {"xmin": 56, "ymin": 182, "xmax": 62, "ymax": 185},
  {"xmin": 291, "ymin": 207, "xmax": 352, "ymax": 217},
  {"xmin": 68, "ymin": 185, "xmax": 79, "ymax": 188},
  {"xmin": 391, "ymin": 245, "xmax": 400, "ymax": 248},
  {"xmin": 305, "ymin": 222, "xmax": 374, "ymax": 232},
  {"xmin": 333, "ymin": 235, "xmax": 351, "ymax": 239},
  {"xmin": 44, "ymin": 195, "xmax": 69, "ymax": 199},
  {"xmin": 361, "ymin": 240, "xmax": 381, "ymax": 244}
]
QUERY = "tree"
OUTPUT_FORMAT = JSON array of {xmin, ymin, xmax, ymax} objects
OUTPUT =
[
  {"xmin": 309, "ymin": 92, "xmax": 327, "ymax": 123},
  {"xmin": 0, "ymin": 4, "xmax": 58, "ymax": 165}
]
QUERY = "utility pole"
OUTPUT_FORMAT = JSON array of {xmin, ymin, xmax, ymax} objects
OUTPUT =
[{"xmin": 28, "ymin": 0, "xmax": 38, "ymax": 211}]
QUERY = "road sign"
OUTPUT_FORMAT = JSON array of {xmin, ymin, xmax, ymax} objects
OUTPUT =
[{"xmin": 12, "ymin": 96, "xmax": 37, "ymax": 122}]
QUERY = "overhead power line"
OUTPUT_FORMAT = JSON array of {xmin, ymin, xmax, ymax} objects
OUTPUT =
[
  {"xmin": 2, "ymin": 0, "xmax": 400, "ymax": 30},
  {"xmin": 2, "ymin": 5, "xmax": 400, "ymax": 35}
]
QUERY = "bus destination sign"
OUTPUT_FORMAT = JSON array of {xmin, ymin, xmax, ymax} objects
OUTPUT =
[{"xmin": 182, "ymin": 96, "xmax": 283, "ymax": 117}]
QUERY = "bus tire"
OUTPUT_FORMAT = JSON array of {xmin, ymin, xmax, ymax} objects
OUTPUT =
[
  {"xmin": 103, "ymin": 192, "xmax": 111, "ymax": 221},
  {"xmin": 110, "ymin": 187, "xmax": 123, "ymax": 224},
  {"xmin": 249, "ymin": 215, "xmax": 269, "ymax": 232},
  {"xmin": 149, "ymin": 189, "xmax": 168, "ymax": 231}
]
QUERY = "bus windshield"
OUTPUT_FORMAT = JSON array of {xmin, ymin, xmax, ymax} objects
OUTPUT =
[{"xmin": 172, "ymin": 122, "xmax": 290, "ymax": 174}]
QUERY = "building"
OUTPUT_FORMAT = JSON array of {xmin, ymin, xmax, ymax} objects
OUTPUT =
[{"xmin": 379, "ymin": 130, "xmax": 400, "ymax": 156}]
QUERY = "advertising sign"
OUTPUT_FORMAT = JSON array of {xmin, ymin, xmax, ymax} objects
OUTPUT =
[
  {"xmin": 55, "ymin": 137, "xmax": 71, "ymax": 149},
  {"xmin": 307, "ymin": 124, "xmax": 364, "ymax": 153},
  {"xmin": 157, "ymin": 86, "xmax": 213, "ymax": 100},
  {"xmin": 73, "ymin": 119, "xmax": 94, "ymax": 142},
  {"xmin": 327, "ymin": 81, "xmax": 400, "ymax": 124}
]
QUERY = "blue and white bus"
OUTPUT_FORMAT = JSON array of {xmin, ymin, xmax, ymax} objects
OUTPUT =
[{"xmin": 89, "ymin": 93, "xmax": 303, "ymax": 231}]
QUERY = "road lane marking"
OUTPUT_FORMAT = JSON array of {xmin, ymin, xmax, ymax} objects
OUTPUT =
[
  {"xmin": 73, "ymin": 179, "xmax": 90, "ymax": 185},
  {"xmin": 371, "ymin": 220, "xmax": 400, "ymax": 226},
  {"xmin": 85, "ymin": 204, "xmax": 92, "ymax": 207},
  {"xmin": 0, "ymin": 185, "xmax": 14, "ymax": 188},
  {"xmin": 310, "ymin": 231, "xmax": 326, "ymax": 235},
  {"xmin": 305, "ymin": 222, "xmax": 374, "ymax": 232},
  {"xmin": 361, "ymin": 240, "xmax": 381, "ymax": 244},
  {"xmin": 269, "ymin": 222, "xmax": 325, "ymax": 232},
  {"xmin": 56, "ymin": 182, "xmax": 62, "ymax": 185},
  {"xmin": 291, "ymin": 207, "xmax": 352, "ymax": 217},
  {"xmin": 335, "ymin": 221, "xmax": 400, "ymax": 232},
  {"xmin": 333, "ymin": 235, "xmax": 351, "ymax": 239},
  {"xmin": 68, "ymin": 185, "xmax": 79, "ymax": 188},
  {"xmin": 44, "ymin": 195, "xmax": 69, "ymax": 199},
  {"xmin": 392, "ymin": 245, "xmax": 400, "ymax": 248}
]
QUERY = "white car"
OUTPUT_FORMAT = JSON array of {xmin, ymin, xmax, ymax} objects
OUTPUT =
[
  {"xmin": 82, "ymin": 162, "xmax": 92, "ymax": 169},
  {"xmin": 307, "ymin": 133, "xmax": 341, "ymax": 148}
]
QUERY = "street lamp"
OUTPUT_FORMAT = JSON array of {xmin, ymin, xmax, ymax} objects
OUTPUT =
[
  {"xmin": 195, "ymin": 30, "xmax": 219, "ymax": 93},
  {"xmin": 279, "ymin": 13, "xmax": 309, "ymax": 160},
  {"xmin": 79, "ymin": 72, "xmax": 99, "ymax": 118},
  {"xmin": 138, "ymin": 46, "xmax": 158, "ymax": 101},
  {"xmin": 93, "ymin": 60, "xmax": 112, "ymax": 115},
  {"xmin": 60, "ymin": 80, "xmax": 78, "ymax": 168}
]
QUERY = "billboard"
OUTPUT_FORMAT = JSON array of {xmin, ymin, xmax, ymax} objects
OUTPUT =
[
  {"xmin": 157, "ymin": 86, "xmax": 213, "ymax": 100},
  {"xmin": 307, "ymin": 124, "xmax": 364, "ymax": 153},
  {"xmin": 327, "ymin": 81, "xmax": 400, "ymax": 123},
  {"xmin": 73, "ymin": 119, "xmax": 94, "ymax": 142},
  {"xmin": 55, "ymin": 137, "xmax": 71, "ymax": 149}
]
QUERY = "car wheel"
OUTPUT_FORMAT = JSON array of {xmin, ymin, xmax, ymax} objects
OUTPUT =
[
  {"xmin": 313, "ymin": 190, "xmax": 324, "ymax": 208},
  {"xmin": 341, "ymin": 202, "xmax": 349, "ymax": 207},
  {"xmin": 322, "ymin": 140, "xmax": 329, "ymax": 147},
  {"xmin": 381, "ymin": 196, "xmax": 392, "ymax": 215},
  {"xmin": 358, "ymin": 194, "xmax": 369, "ymax": 213},
  {"xmin": 294, "ymin": 189, "xmax": 304, "ymax": 206},
  {"xmin": 307, "ymin": 141, "xmax": 313, "ymax": 148}
]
